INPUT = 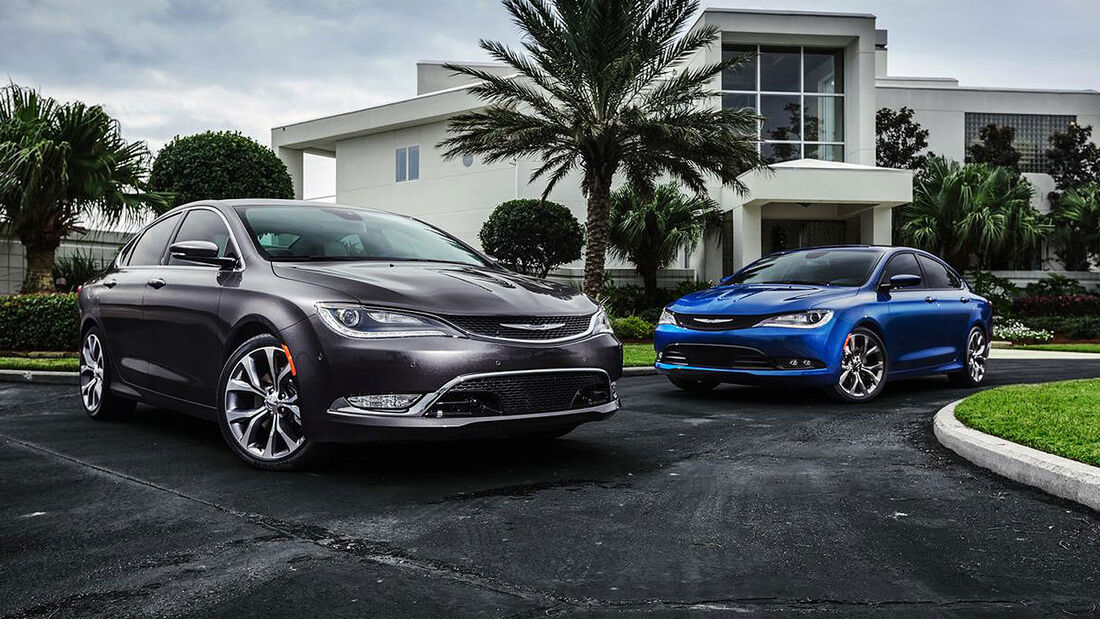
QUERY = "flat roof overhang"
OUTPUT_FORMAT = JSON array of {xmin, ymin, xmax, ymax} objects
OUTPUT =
[{"xmin": 731, "ymin": 159, "xmax": 913, "ymax": 209}]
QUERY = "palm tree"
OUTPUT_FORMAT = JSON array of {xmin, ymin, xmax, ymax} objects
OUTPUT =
[
  {"xmin": 438, "ymin": 0, "xmax": 765, "ymax": 297},
  {"xmin": 0, "ymin": 84, "xmax": 167, "ymax": 293},
  {"xmin": 1050, "ymin": 183, "xmax": 1100, "ymax": 271},
  {"xmin": 608, "ymin": 182, "xmax": 720, "ymax": 303},
  {"xmin": 897, "ymin": 156, "xmax": 1047, "ymax": 271}
]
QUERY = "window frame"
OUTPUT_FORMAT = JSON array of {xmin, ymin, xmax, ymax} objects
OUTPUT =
[
  {"xmin": 916, "ymin": 253, "xmax": 963, "ymax": 290},
  {"xmin": 123, "ymin": 212, "xmax": 183, "ymax": 268},
  {"xmin": 395, "ymin": 144, "xmax": 421, "ymax": 183},
  {"xmin": 721, "ymin": 44, "xmax": 846, "ymax": 163},
  {"xmin": 878, "ymin": 251, "xmax": 926, "ymax": 289},
  {"xmin": 165, "ymin": 206, "xmax": 245, "ymax": 271}
]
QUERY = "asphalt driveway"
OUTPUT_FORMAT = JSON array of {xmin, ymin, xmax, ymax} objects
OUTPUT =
[{"xmin": 2, "ymin": 360, "xmax": 1100, "ymax": 617}]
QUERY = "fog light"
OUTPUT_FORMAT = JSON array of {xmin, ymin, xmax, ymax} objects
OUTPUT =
[{"xmin": 347, "ymin": 393, "xmax": 423, "ymax": 411}]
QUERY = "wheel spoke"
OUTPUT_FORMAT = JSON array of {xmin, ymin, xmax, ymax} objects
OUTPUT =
[
  {"xmin": 227, "ymin": 378, "xmax": 265, "ymax": 397},
  {"xmin": 226, "ymin": 406, "xmax": 265, "ymax": 423},
  {"xmin": 265, "ymin": 348, "xmax": 279, "ymax": 388},
  {"xmin": 242, "ymin": 355, "xmax": 264, "ymax": 392},
  {"xmin": 224, "ymin": 345, "xmax": 306, "ymax": 461}
]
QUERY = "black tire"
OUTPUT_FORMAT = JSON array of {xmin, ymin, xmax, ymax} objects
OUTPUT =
[
  {"xmin": 669, "ymin": 376, "xmax": 720, "ymax": 392},
  {"xmin": 79, "ymin": 327, "xmax": 136, "ymax": 420},
  {"xmin": 827, "ymin": 327, "xmax": 888, "ymax": 403},
  {"xmin": 216, "ymin": 334, "xmax": 322, "ymax": 471},
  {"xmin": 948, "ymin": 326, "xmax": 989, "ymax": 388}
]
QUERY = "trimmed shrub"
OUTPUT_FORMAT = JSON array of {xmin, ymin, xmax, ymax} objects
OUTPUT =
[
  {"xmin": 479, "ymin": 199, "xmax": 584, "ymax": 278},
  {"xmin": 1021, "ymin": 316, "xmax": 1100, "ymax": 340},
  {"xmin": 1014, "ymin": 295, "xmax": 1100, "ymax": 317},
  {"xmin": 0, "ymin": 294, "xmax": 80, "ymax": 351},
  {"xmin": 611, "ymin": 316, "xmax": 655, "ymax": 340},
  {"xmin": 150, "ymin": 131, "xmax": 294, "ymax": 207}
]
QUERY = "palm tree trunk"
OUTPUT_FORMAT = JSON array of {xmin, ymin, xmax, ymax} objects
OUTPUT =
[
  {"xmin": 640, "ymin": 267, "xmax": 659, "ymax": 305},
  {"xmin": 21, "ymin": 241, "xmax": 58, "ymax": 294},
  {"xmin": 583, "ymin": 178, "xmax": 612, "ymax": 299}
]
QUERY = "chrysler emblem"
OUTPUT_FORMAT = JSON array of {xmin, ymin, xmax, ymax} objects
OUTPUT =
[
  {"xmin": 500, "ymin": 322, "xmax": 566, "ymax": 331},
  {"xmin": 694, "ymin": 317, "xmax": 732, "ymax": 324}
]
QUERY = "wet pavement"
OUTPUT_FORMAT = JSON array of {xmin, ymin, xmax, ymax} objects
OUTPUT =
[{"xmin": 2, "ymin": 360, "xmax": 1099, "ymax": 617}]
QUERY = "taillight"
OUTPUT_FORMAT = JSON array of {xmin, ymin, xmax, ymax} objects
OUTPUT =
[{"xmin": 76, "ymin": 285, "xmax": 82, "ymax": 294}]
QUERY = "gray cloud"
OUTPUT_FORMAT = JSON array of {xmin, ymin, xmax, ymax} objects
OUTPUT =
[{"xmin": 1, "ymin": 0, "xmax": 1097, "ymax": 198}]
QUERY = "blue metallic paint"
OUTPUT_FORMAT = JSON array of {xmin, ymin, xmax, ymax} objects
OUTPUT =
[{"xmin": 654, "ymin": 247, "xmax": 993, "ymax": 388}]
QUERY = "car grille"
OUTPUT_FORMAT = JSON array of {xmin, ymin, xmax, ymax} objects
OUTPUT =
[
  {"xmin": 673, "ymin": 313, "xmax": 765, "ymax": 331},
  {"xmin": 424, "ymin": 371, "xmax": 612, "ymax": 418},
  {"xmin": 659, "ymin": 344, "xmax": 775, "ymax": 370},
  {"xmin": 444, "ymin": 314, "xmax": 592, "ymax": 341}
]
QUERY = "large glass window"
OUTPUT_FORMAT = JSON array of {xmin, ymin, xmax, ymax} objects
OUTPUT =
[
  {"xmin": 964, "ymin": 113, "xmax": 1075, "ymax": 173},
  {"xmin": 731, "ymin": 248, "xmax": 882, "ymax": 287},
  {"xmin": 722, "ymin": 44, "xmax": 845, "ymax": 163}
]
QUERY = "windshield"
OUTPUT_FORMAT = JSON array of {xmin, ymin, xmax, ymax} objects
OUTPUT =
[
  {"xmin": 729, "ymin": 249, "xmax": 883, "ymax": 287},
  {"xmin": 234, "ymin": 205, "xmax": 489, "ymax": 266}
]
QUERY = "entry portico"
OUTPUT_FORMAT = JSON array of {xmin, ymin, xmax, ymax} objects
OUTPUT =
[{"xmin": 708, "ymin": 159, "xmax": 913, "ymax": 278}]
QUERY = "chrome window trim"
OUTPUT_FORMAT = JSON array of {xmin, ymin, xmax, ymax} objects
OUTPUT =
[
  {"xmin": 117, "ymin": 206, "xmax": 246, "ymax": 272},
  {"xmin": 328, "ymin": 366, "xmax": 614, "ymax": 418}
]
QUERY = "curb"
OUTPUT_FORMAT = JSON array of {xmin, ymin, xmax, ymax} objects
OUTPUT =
[
  {"xmin": 622, "ymin": 366, "xmax": 657, "ymax": 377},
  {"xmin": 934, "ymin": 399, "xmax": 1100, "ymax": 512},
  {"xmin": 0, "ymin": 369, "xmax": 79, "ymax": 386}
]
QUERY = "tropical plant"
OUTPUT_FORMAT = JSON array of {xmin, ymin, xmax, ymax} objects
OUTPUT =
[
  {"xmin": 897, "ymin": 156, "xmax": 1046, "ymax": 271},
  {"xmin": 876, "ymin": 107, "xmax": 929, "ymax": 170},
  {"xmin": 1023, "ymin": 273, "xmax": 1090, "ymax": 297},
  {"xmin": 438, "ymin": 0, "xmax": 765, "ymax": 297},
  {"xmin": 966, "ymin": 270, "xmax": 1019, "ymax": 317},
  {"xmin": 1046, "ymin": 124, "xmax": 1100, "ymax": 193},
  {"xmin": 478, "ymin": 199, "xmax": 584, "ymax": 277},
  {"xmin": 966, "ymin": 124, "xmax": 1021, "ymax": 173},
  {"xmin": 608, "ymin": 183, "xmax": 721, "ymax": 303},
  {"xmin": 150, "ymin": 131, "xmax": 294, "ymax": 207},
  {"xmin": 52, "ymin": 249, "xmax": 107, "ymax": 292},
  {"xmin": 0, "ymin": 84, "xmax": 168, "ymax": 293},
  {"xmin": 1049, "ymin": 183, "xmax": 1100, "ymax": 271}
]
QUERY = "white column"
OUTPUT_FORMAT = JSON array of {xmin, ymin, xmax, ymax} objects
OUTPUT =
[
  {"xmin": 860, "ymin": 205, "xmax": 893, "ymax": 246},
  {"xmin": 729, "ymin": 203, "xmax": 762, "ymax": 272},
  {"xmin": 277, "ymin": 147, "xmax": 304, "ymax": 200}
]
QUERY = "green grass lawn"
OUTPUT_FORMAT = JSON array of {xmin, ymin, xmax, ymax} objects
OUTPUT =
[
  {"xmin": 0, "ymin": 356, "xmax": 80, "ymax": 372},
  {"xmin": 954, "ymin": 379, "xmax": 1100, "ymax": 467},
  {"xmin": 1015, "ymin": 343, "xmax": 1100, "ymax": 354},
  {"xmin": 623, "ymin": 343, "xmax": 656, "ymax": 367}
]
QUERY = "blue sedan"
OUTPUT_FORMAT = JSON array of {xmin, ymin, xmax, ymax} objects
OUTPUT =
[{"xmin": 655, "ymin": 246, "xmax": 993, "ymax": 402}]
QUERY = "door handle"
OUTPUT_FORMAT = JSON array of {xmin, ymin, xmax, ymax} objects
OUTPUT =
[
  {"xmin": 102, "ymin": 279, "xmax": 117, "ymax": 289},
  {"xmin": 146, "ymin": 278, "xmax": 166, "ymax": 289},
  {"xmin": 960, "ymin": 296, "xmax": 971, "ymax": 303},
  {"xmin": 924, "ymin": 296, "xmax": 936, "ymax": 303}
]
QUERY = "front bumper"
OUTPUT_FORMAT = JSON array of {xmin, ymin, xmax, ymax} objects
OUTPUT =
[
  {"xmin": 279, "ymin": 315, "xmax": 623, "ymax": 442},
  {"xmin": 652, "ymin": 321, "xmax": 846, "ymax": 386}
]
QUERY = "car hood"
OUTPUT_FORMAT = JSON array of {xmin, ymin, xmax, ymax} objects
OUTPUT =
[
  {"xmin": 272, "ymin": 261, "xmax": 595, "ymax": 316},
  {"xmin": 669, "ymin": 283, "xmax": 858, "ymax": 315}
]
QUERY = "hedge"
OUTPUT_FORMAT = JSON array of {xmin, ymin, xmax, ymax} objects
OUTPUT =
[
  {"xmin": 1021, "ymin": 316, "xmax": 1100, "ymax": 340},
  {"xmin": 611, "ymin": 316, "xmax": 655, "ymax": 340},
  {"xmin": 1014, "ymin": 294, "xmax": 1100, "ymax": 317},
  {"xmin": 0, "ymin": 294, "xmax": 80, "ymax": 352}
]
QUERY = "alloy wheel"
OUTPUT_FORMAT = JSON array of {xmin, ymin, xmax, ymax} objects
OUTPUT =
[
  {"xmin": 79, "ymin": 334, "xmax": 105, "ymax": 411},
  {"xmin": 966, "ymin": 329, "xmax": 988, "ymax": 383},
  {"xmin": 223, "ymin": 346, "xmax": 305, "ymax": 460},
  {"xmin": 838, "ymin": 332, "xmax": 885, "ymax": 399}
]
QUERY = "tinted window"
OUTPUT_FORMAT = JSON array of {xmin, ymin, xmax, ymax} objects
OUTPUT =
[
  {"xmin": 169, "ymin": 210, "xmax": 233, "ymax": 265},
  {"xmin": 128, "ymin": 214, "xmax": 179, "ymax": 266},
  {"xmin": 235, "ymin": 205, "xmax": 488, "ymax": 266},
  {"xmin": 880, "ymin": 253, "xmax": 923, "ymax": 288},
  {"xmin": 730, "ymin": 249, "xmax": 882, "ymax": 287},
  {"xmin": 918, "ymin": 255, "xmax": 960, "ymax": 289}
]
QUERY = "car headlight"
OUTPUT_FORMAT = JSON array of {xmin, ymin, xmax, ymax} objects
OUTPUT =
[
  {"xmin": 755, "ymin": 310, "xmax": 834, "ymax": 329},
  {"xmin": 592, "ymin": 309, "xmax": 614, "ymax": 334},
  {"xmin": 315, "ymin": 303, "xmax": 462, "ymax": 339},
  {"xmin": 658, "ymin": 308, "xmax": 676, "ymax": 325}
]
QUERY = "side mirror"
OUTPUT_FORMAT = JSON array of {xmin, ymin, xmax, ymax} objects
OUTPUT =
[
  {"xmin": 879, "ymin": 273, "xmax": 922, "ymax": 293},
  {"xmin": 170, "ymin": 241, "xmax": 237, "ymax": 269}
]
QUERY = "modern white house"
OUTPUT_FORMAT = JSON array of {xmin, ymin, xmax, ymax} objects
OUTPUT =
[{"xmin": 269, "ymin": 8, "xmax": 1100, "ymax": 285}]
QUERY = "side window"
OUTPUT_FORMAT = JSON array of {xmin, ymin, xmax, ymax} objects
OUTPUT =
[
  {"xmin": 168, "ymin": 210, "xmax": 234, "ymax": 265},
  {"xmin": 127, "ymin": 214, "xmax": 180, "ymax": 266},
  {"xmin": 879, "ymin": 253, "xmax": 923, "ymax": 288},
  {"xmin": 918, "ymin": 255, "xmax": 960, "ymax": 289}
]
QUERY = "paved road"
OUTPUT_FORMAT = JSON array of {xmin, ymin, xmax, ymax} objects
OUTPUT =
[{"xmin": 2, "ymin": 361, "xmax": 1100, "ymax": 618}]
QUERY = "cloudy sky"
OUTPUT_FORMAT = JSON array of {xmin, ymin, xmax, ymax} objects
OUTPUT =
[{"xmin": 2, "ymin": 0, "xmax": 1098, "ymax": 198}]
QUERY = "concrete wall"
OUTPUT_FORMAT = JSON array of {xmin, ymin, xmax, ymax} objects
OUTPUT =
[{"xmin": 0, "ymin": 230, "xmax": 132, "ymax": 296}]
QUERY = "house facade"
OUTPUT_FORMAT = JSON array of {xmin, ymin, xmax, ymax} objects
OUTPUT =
[{"xmin": 271, "ymin": 8, "xmax": 1100, "ymax": 285}]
